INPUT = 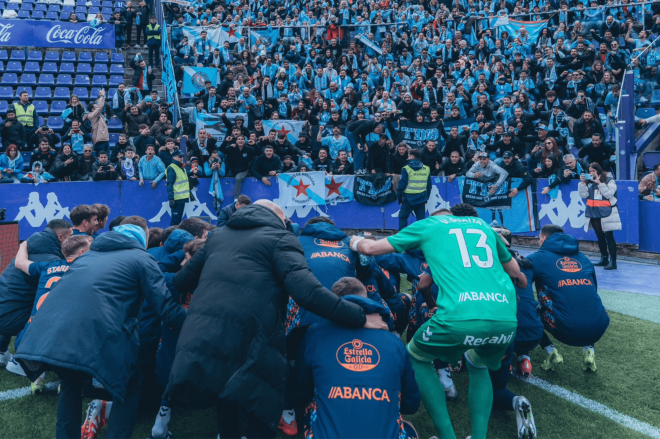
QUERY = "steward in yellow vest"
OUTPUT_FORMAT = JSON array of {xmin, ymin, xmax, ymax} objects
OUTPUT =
[
  {"xmin": 397, "ymin": 148, "xmax": 431, "ymax": 230},
  {"xmin": 166, "ymin": 150, "xmax": 190, "ymax": 226}
]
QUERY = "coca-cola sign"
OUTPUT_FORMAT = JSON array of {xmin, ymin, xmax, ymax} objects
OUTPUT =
[{"xmin": 0, "ymin": 20, "xmax": 115, "ymax": 49}]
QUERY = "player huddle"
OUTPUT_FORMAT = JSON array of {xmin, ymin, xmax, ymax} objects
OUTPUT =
[{"xmin": 0, "ymin": 201, "xmax": 609, "ymax": 439}]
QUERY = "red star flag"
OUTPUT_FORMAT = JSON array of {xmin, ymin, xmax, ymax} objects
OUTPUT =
[
  {"xmin": 325, "ymin": 175, "xmax": 354, "ymax": 204},
  {"xmin": 262, "ymin": 120, "xmax": 305, "ymax": 144},
  {"xmin": 277, "ymin": 172, "xmax": 327, "ymax": 207}
]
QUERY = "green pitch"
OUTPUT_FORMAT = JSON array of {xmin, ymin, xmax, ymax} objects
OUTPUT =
[{"xmin": 1, "ymin": 288, "xmax": 659, "ymax": 439}]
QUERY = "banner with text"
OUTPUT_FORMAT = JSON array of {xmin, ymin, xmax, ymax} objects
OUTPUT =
[
  {"xmin": 354, "ymin": 174, "xmax": 397, "ymax": 206},
  {"xmin": 396, "ymin": 119, "xmax": 441, "ymax": 150},
  {"xmin": 0, "ymin": 20, "xmax": 115, "ymax": 49},
  {"xmin": 278, "ymin": 172, "xmax": 326, "ymax": 207},
  {"xmin": 195, "ymin": 113, "xmax": 248, "ymax": 143},
  {"xmin": 460, "ymin": 176, "xmax": 512, "ymax": 209},
  {"xmin": 325, "ymin": 175, "xmax": 354, "ymax": 204}
]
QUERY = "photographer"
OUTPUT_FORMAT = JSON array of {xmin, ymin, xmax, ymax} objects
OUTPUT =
[
  {"xmin": 33, "ymin": 125, "xmax": 60, "ymax": 151},
  {"xmin": 561, "ymin": 154, "xmax": 591, "ymax": 184},
  {"xmin": 92, "ymin": 151, "xmax": 120, "ymax": 181},
  {"xmin": 1, "ymin": 109, "xmax": 26, "ymax": 151},
  {"xmin": 578, "ymin": 162, "xmax": 621, "ymax": 270},
  {"xmin": 61, "ymin": 120, "xmax": 92, "ymax": 155}
]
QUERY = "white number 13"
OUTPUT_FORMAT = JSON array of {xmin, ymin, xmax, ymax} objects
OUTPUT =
[{"xmin": 448, "ymin": 228, "xmax": 494, "ymax": 268}]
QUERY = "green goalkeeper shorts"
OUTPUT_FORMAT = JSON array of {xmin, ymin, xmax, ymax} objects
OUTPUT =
[{"xmin": 407, "ymin": 317, "xmax": 517, "ymax": 370}]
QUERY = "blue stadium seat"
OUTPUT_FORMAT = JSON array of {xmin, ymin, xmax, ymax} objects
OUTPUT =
[
  {"xmin": 637, "ymin": 108, "xmax": 656, "ymax": 119},
  {"xmin": 108, "ymin": 75, "xmax": 123, "ymax": 87},
  {"xmin": 101, "ymin": 7, "xmax": 111, "ymax": 15},
  {"xmin": 6, "ymin": 2, "xmax": 19, "ymax": 10},
  {"xmin": 108, "ymin": 116, "xmax": 122, "ymax": 132},
  {"xmin": 0, "ymin": 101, "xmax": 8, "ymax": 116},
  {"xmin": 61, "ymin": 52, "xmax": 76, "ymax": 63},
  {"xmin": 107, "ymin": 88, "xmax": 117, "ymax": 99},
  {"xmin": 23, "ymin": 62, "xmax": 40, "ymax": 74},
  {"xmin": 34, "ymin": 3, "xmax": 46, "ymax": 10},
  {"xmin": 78, "ymin": 63, "xmax": 92, "ymax": 74},
  {"xmin": 92, "ymin": 75, "xmax": 107, "ymax": 87},
  {"xmin": 35, "ymin": 87, "xmax": 52, "ymax": 100},
  {"xmin": 72, "ymin": 87, "xmax": 88, "ymax": 100},
  {"xmin": 101, "ymin": 0, "xmax": 111, "ymax": 6},
  {"xmin": 27, "ymin": 51, "xmax": 42, "ymax": 63},
  {"xmin": 76, "ymin": 0, "xmax": 85, "ymax": 5},
  {"xmin": 90, "ymin": 87, "xmax": 103, "ymax": 97},
  {"xmin": 643, "ymin": 151, "xmax": 660, "ymax": 170},
  {"xmin": 56, "ymin": 74, "xmax": 72, "ymax": 86},
  {"xmin": 1, "ymin": 73, "xmax": 18, "ymax": 86},
  {"xmin": 110, "ymin": 53, "xmax": 124, "ymax": 64},
  {"xmin": 44, "ymin": 51, "xmax": 59, "ymax": 63},
  {"xmin": 20, "ymin": 74, "xmax": 37, "ymax": 86},
  {"xmin": 50, "ymin": 100, "xmax": 66, "ymax": 115},
  {"xmin": 23, "ymin": 0, "xmax": 35, "ymax": 4},
  {"xmin": 62, "ymin": 5, "xmax": 73, "ymax": 12},
  {"xmin": 94, "ymin": 52, "xmax": 109, "ymax": 64},
  {"xmin": 74, "ymin": 75, "xmax": 90, "ymax": 87},
  {"xmin": 101, "ymin": 14, "xmax": 110, "ymax": 21},
  {"xmin": 93, "ymin": 64, "xmax": 108, "ymax": 74},
  {"xmin": 15, "ymin": 86, "xmax": 33, "ymax": 99},
  {"xmin": 0, "ymin": 87, "xmax": 13, "ymax": 100},
  {"xmin": 42, "ymin": 62, "xmax": 57, "ymax": 73},
  {"xmin": 21, "ymin": 153, "xmax": 32, "ymax": 169},
  {"xmin": 108, "ymin": 132, "xmax": 119, "ymax": 146},
  {"xmin": 33, "ymin": 100, "xmax": 48, "ymax": 114},
  {"xmin": 20, "ymin": 3, "xmax": 32, "ymax": 10},
  {"xmin": 45, "ymin": 11, "xmax": 58, "ymax": 19},
  {"xmin": 74, "ymin": 6, "xmax": 85, "ymax": 13},
  {"xmin": 53, "ymin": 87, "xmax": 70, "ymax": 100},
  {"xmin": 0, "ymin": 51, "xmax": 7, "ymax": 62},
  {"xmin": 59, "ymin": 62, "xmax": 74, "ymax": 74},
  {"xmin": 10, "ymin": 50, "xmax": 25, "ymax": 62},
  {"xmin": 78, "ymin": 52, "xmax": 92, "ymax": 64},
  {"xmin": 5, "ymin": 61, "xmax": 22, "ymax": 73},
  {"xmin": 109, "ymin": 64, "xmax": 124, "ymax": 75},
  {"xmin": 47, "ymin": 4, "xmax": 60, "ymax": 11},
  {"xmin": 91, "ymin": 0, "xmax": 100, "ymax": 6},
  {"xmin": 0, "ymin": 62, "xmax": 4, "ymax": 73},
  {"xmin": 32, "ymin": 9, "xmax": 45, "ymax": 18},
  {"xmin": 88, "ymin": 6, "xmax": 99, "ymax": 13},
  {"xmin": 59, "ymin": 11, "xmax": 71, "ymax": 20},
  {"xmin": 17, "ymin": 10, "xmax": 31, "ymax": 18},
  {"xmin": 38, "ymin": 74, "xmax": 55, "ymax": 86},
  {"xmin": 46, "ymin": 116, "xmax": 63, "ymax": 131}
]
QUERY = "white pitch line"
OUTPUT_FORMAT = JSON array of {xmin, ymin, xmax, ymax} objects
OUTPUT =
[
  {"xmin": 0, "ymin": 382, "xmax": 58, "ymax": 402},
  {"xmin": 515, "ymin": 375, "xmax": 660, "ymax": 438}
]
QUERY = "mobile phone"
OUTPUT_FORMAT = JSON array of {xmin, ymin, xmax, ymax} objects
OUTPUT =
[
  {"xmin": 581, "ymin": 173, "xmax": 593, "ymax": 180},
  {"xmin": 536, "ymin": 163, "xmax": 542, "ymax": 169}
]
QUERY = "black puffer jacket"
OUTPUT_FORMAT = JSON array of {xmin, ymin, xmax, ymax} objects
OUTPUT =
[
  {"xmin": 0, "ymin": 228, "xmax": 63, "ymax": 335},
  {"xmin": 16, "ymin": 232, "xmax": 186, "ymax": 401},
  {"xmin": 167, "ymin": 205, "xmax": 367, "ymax": 429}
]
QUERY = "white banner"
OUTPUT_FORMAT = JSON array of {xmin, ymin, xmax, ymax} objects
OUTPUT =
[
  {"xmin": 277, "ymin": 172, "xmax": 327, "ymax": 207},
  {"xmin": 325, "ymin": 175, "xmax": 354, "ymax": 204}
]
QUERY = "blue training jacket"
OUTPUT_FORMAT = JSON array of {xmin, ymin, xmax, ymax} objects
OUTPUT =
[
  {"xmin": 526, "ymin": 233, "xmax": 610, "ymax": 346},
  {"xmin": 294, "ymin": 295, "xmax": 420, "ymax": 439},
  {"xmin": 513, "ymin": 265, "xmax": 544, "ymax": 352}
]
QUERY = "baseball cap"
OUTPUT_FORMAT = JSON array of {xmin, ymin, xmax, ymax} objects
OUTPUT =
[
  {"xmin": 538, "ymin": 124, "xmax": 548, "ymax": 131},
  {"xmin": 502, "ymin": 151, "xmax": 513, "ymax": 158},
  {"xmin": 172, "ymin": 149, "xmax": 184, "ymax": 157},
  {"xmin": 502, "ymin": 131, "xmax": 512, "ymax": 137}
]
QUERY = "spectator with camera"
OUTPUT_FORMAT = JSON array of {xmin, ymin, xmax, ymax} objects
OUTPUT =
[
  {"xmin": 61, "ymin": 120, "xmax": 92, "ymax": 155},
  {"xmin": 92, "ymin": 151, "xmax": 120, "ymax": 181}
]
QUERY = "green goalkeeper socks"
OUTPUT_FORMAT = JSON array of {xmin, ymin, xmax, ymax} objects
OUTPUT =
[{"xmin": 466, "ymin": 351, "xmax": 493, "ymax": 439}]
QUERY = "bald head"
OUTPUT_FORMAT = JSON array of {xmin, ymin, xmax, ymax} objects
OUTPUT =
[{"xmin": 254, "ymin": 199, "xmax": 285, "ymax": 223}]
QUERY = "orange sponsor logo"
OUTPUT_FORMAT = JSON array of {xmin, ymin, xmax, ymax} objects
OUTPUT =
[
  {"xmin": 314, "ymin": 238, "xmax": 344, "ymax": 248},
  {"xmin": 556, "ymin": 257, "xmax": 582, "ymax": 273},
  {"xmin": 558, "ymin": 278, "xmax": 593, "ymax": 287},
  {"xmin": 336, "ymin": 339, "xmax": 380, "ymax": 372},
  {"xmin": 366, "ymin": 284, "xmax": 377, "ymax": 293},
  {"xmin": 328, "ymin": 386, "xmax": 390, "ymax": 402},
  {"xmin": 311, "ymin": 251, "xmax": 351, "ymax": 263}
]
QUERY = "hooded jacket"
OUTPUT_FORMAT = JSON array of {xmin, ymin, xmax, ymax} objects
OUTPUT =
[
  {"xmin": 466, "ymin": 160, "xmax": 509, "ymax": 187},
  {"xmin": 16, "ymin": 232, "xmax": 186, "ymax": 401},
  {"xmin": 167, "ymin": 205, "xmax": 367, "ymax": 429},
  {"xmin": 294, "ymin": 295, "xmax": 420, "ymax": 439},
  {"xmin": 526, "ymin": 233, "xmax": 609, "ymax": 346},
  {"xmin": 0, "ymin": 228, "xmax": 63, "ymax": 335}
]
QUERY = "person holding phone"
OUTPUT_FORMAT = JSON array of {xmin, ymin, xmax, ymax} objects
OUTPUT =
[{"xmin": 578, "ymin": 162, "xmax": 621, "ymax": 270}]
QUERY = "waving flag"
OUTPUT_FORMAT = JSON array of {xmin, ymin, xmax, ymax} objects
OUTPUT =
[
  {"xmin": 182, "ymin": 25, "xmax": 242, "ymax": 49},
  {"xmin": 262, "ymin": 120, "xmax": 305, "ymax": 143},
  {"xmin": 183, "ymin": 66, "xmax": 218, "ymax": 94},
  {"xmin": 278, "ymin": 172, "xmax": 327, "ymax": 206},
  {"xmin": 250, "ymin": 28, "xmax": 279, "ymax": 50},
  {"xmin": 325, "ymin": 175, "xmax": 354, "ymax": 204},
  {"xmin": 498, "ymin": 18, "xmax": 549, "ymax": 42}
]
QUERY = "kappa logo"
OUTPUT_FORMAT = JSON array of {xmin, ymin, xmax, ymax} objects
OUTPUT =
[
  {"xmin": 558, "ymin": 278, "xmax": 593, "ymax": 287},
  {"xmin": 14, "ymin": 192, "xmax": 71, "ymax": 227},
  {"xmin": 336, "ymin": 339, "xmax": 380, "ymax": 372},
  {"xmin": 314, "ymin": 238, "xmax": 344, "ymax": 248},
  {"xmin": 556, "ymin": 257, "xmax": 582, "ymax": 273}
]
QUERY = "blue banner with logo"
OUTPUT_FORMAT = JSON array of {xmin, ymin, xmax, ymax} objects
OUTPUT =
[
  {"xmin": 182, "ymin": 66, "xmax": 218, "ymax": 94},
  {"xmin": 0, "ymin": 20, "xmax": 115, "ymax": 49},
  {"xmin": 497, "ymin": 18, "xmax": 550, "ymax": 42}
]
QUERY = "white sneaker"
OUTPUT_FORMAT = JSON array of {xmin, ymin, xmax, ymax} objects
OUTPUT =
[
  {"xmin": 151, "ymin": 406, "xmax": 172, "ymax": 439},
  {"xmin": 0, "ymin": 351, "xmax": 11, "ymax": 367},
  {"xmin": 437, "ymin": 367, "xmax": 457, "ymax": 401},
  {"xmin": 6, "ymin": 358, "xmax": 27, "ymax": 376},
  {"xmin": 514, "ymin": 396, "xmax": 537, "ymax": 439}
]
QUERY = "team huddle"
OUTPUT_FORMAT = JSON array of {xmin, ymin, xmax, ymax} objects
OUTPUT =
[{"xmin": 0, "ymin": 200, "xmax": 610, "ymax": 439}]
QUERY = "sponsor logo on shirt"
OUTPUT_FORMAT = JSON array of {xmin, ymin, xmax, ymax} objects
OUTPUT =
[
  {"xmin": 458, "ymin": 292, "xmax": 509, "ymax": 304},
  {"xmin": 311, "ymin": 251, "xmax": 351, "ymax": 263},
  {"xmin": 328, "ymin": 386, "xmax": 390, "ymax": 402},
  {"xmin": 365, "ymin": 284, "xmax": 377, "ymax": 293},
  {"xmin": 556, "ymin": 257, "xmax": 582, "ymax": 273},
  {"xmin": 558, "ymin": 278, "xmax": 593, "ymax": 287},
  {"xmin": 313, "ymin": 238, "xmax": 344, "ymax": 248},
  {"xmin": 336, "ymin": 339, "xmax": 380, "ymax": 372},
  {"xmin": 463, "ymin": 332, "xmax": 514, "ymax": 346}
]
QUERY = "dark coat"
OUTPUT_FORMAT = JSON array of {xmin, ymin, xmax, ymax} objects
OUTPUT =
[
  {"xmin": 217, "ymin": 203, "xmax": 237, "ymax": 227},
  {"xmin": 16, "ymin": 232, "xmax": 186, "ymax": 401},
  {"xmin": 0, "ymin": 229, "xmax": 63, "ymax": 335},
  {"xmin": 167, "ymin": 205, "xmax": 367, "ymax": 428}
]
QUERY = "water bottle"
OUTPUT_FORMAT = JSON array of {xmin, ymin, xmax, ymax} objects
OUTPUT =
[{"xmin": 355, "ymin": 233, "xmax": 370, "ymax": 266}]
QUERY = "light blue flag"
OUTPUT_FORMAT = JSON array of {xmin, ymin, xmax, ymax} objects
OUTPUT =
[
  {"xmin": 183, "ymin": 66, "xmax": 218, "ymax": 94},
  {"xmin": 498, "ymin": 18, "xmax": 550, "ymax": 42},
  {"xmin": 249, "ymin": 28, "xmax": 279, "ymax": 49}
]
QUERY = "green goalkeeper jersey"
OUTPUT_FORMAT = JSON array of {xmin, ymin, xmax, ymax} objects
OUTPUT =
[{"xmin": 387, "ymin": 215, "xmax": 517, "ymax": 323}]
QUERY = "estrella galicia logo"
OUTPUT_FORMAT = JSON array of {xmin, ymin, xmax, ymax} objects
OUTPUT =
[
  {"xmin": 314, "ymin": 238, "xmax": 344, "ymax": 248},
  {"xmin": 556, "ymin": 257, "xmax": 582, "ymax": 273},
  {"xmin": 191, "ymin": 71, "xmax": 210, "ymax": 90},
  {"xmin": 336, "ymin": 339, "xmax": 380, "ymax": 372}
]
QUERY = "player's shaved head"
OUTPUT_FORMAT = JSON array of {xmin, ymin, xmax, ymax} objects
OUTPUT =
[{"xmin": 254, "ymin": 199, "xmax": 285, "ymax": 223}]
